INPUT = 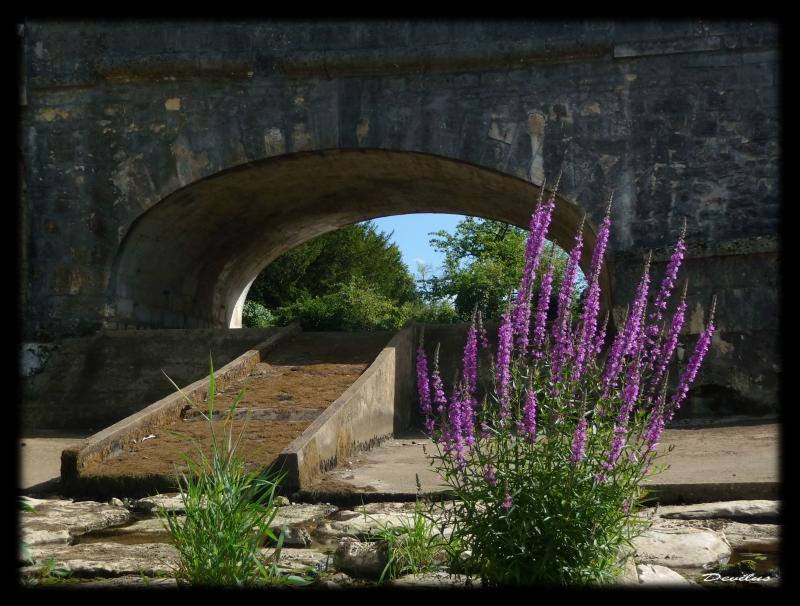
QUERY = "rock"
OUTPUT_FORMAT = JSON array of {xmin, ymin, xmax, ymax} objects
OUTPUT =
[
  {"xmin": 109, "ymin": 498, "xmax": 125, "ymax": 508},
  {"xmin": 636, "ymin": 564, "xmax": 699, "ymax": 587},
  {"xmin": 715, "ymin": 522, "xmax": 780, "ymax": 549},
  {"xmin": 78, "ymin": 516, "xmax": 178, "ymax": 539},
  {"xmin": 274, "ymin": 526, "xmax": 312, "ymax": 547},
  {"xmin": 633, "ymin": 526, "xmax": 731, "ymax": 568},
  {"xmin": 270, "ymin": 504, "xmax": 338, "ymax": 528},
  {"xmin": 388, "ymin": 571, "xmax": 481, "ymax": 588},
  {"xmin": 20, "ymin": 498, "xmax": 130, "ymax": 546},
  {"xmin": 316, "ymin": 580, "xmax": 343, "ymax": 589},
  {"xmin": 27, "ymin": 542, "xmax": 179, "ymax": 578},
  {"xmin": 273, "ymin": 496, "xmax": 291, "ymax": 507},
  {"xmin": 62, "ymin": 575, "xmax": 179, "ymax": 589},
  {"xmin": 131, "ymin": 494, "xmax": 188, "ymax": 516},
  {"xmin": 332, "ymin": 538, "xmax": 390, "ymax": 579},
  {"xmin": 614, "ymin": 559, "xmax": 641, "ymax": 586},
  {"xmin": 259, "ymin": 547, "xmax": 332, "ymax": 572},
  {"xmin": 657, "ymin": 500, "xmax": 780, "ymax": 522}
]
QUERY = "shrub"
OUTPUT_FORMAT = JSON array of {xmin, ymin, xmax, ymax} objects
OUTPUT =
[
  {"xmin": 242, "ymin": 300, "xmax": 277, "ymax": 328},
  {"xmin": 416, "ymin": 181, "xmax": 716, "ymax": 586}
]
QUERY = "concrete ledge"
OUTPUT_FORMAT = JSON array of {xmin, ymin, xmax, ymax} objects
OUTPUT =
[
  {"xmin": 275, "ymin": 323, "xmax": 415, "ymax": 492},
  {"xmin": 642, "ymin": 482, "xmax": 781, "ymax": 505},
  {"xmin": 61, "ymin": 323, "xmax": 301, "ymax": 495}
]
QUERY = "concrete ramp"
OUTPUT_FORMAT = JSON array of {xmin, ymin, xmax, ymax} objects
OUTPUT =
[{"xmin": 60, "ymin": 324, "xmax": 414, "ymax": 499}]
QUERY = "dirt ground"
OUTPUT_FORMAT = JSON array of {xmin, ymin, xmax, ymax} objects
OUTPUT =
[{"xmin": 80, "ymin": 331, "xmax": 395, "ymax": 481}]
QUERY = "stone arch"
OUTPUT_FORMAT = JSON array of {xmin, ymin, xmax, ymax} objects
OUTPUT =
[{"xmin": 107, "ymin": 149, "xmax": 612, "ymax": 331}]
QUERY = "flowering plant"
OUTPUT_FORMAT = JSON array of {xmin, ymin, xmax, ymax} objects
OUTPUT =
[{"xmin": 416, "ymin": 177, "xmax": 716, "ymax": 586}]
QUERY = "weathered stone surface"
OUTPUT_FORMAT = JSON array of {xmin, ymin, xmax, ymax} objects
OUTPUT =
[
  {"xmin": 261, "ymin": 547, "xmax": 332, "ymax": 572},
  {"xmin": 271, "ymin": 503, "xmax": 338, "ymax": 528},
  {"xmin": 332, "ymin": 538, "xmax": 390, "ymax": 578},
  {"xmin": 388, "ymin": 571, "xmax": 481, "ymax": 588},
  {"xmin": 657, "ymin": 500, "xmax": 780, "ymax": 521},
  {"xmin": 62, "ymin": 575, "xmax": 179, "ymax": 589},
  {"xmin": 20, "ymin": 21, "xmax": 780, "ymax": 431},
  {"xmin": 131, "ymin": 494, "xmax": 190, "ymax": 515},
  {"xmin": 715, "ymin": 522, "xmax": 779, "ymax": 549},
  {"xmin": 636, "ymin": 564, "xmax": 700, "ymax": 587},
  {"xmin": 27, "ymin": 542, "xmax": 178, "ymax": 578},
  {"xmin": 275, "ymin": 526, "xmax": 313, "ymax": 548},
  {"xmin": 633, "ymin": 527, "xmax": 731, "ymax": 568},
  {"xmin": 20, "ymin": 498, "xmax": 130, "ymax": 546}
]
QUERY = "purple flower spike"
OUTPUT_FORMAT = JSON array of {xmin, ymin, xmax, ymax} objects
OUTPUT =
[
  {"xmin": 463, "ymin": 311, "xmax": 479, "ymax": 397},
  {"xmin": 517, "ymin": 388, "xmax": 538, "ymax": 442},
  {"xmin": 496, "ymin": 312, "xmax": 514, "ymax": 418},
  {"xmin": 531, "ymin": 244, "xmax": 557, "ymax": 355},
  {"xmin": 669, "ymin": 297, "xmax": 717, "ymax": 414},
  {"xmin": 645, "ymin": 220, "xmax": 687, "ymax": 367},
  {"xmin": 551, "ymin": 216, "xmax": 586, "ymax": 383},
  {"xmin": 652, "ymin": 281, "xmax": 688, "ymax": 384},
  {"xmin": 570, "ymin": 418, "xmax": 588, "ymax": 462},
  {"xmin": 501, "ymin": 494, "xmax": 513, "ymax": 509},
  {"xmin": 574, "ymin": 199, "xmax": 612, "ymax": 380},
  {"xmin": 485, "ymin": 465, "xmax": 497, "ymax": 487},
  {"xmin": 512, "ymin": 188, "xmax": 557, "ymax": 353}
]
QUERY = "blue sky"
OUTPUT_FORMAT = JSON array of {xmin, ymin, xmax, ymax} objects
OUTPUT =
[{"xmin": 368, "ymin": 214, "xmax": 465, "ymax": 277}]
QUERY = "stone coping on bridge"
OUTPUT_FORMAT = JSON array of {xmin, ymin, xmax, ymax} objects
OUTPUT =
[{"xmin": 60, "ymin": 323, "xmax": 302, "ymax": 495}]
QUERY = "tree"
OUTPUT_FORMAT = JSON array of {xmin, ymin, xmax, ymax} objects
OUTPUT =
[
  {"xmin": 247, "ymin": 221, "xmax": 419, "ymax": 311},
  {"xmin": 426, "ymin": 217, "xmax": 584, "ymax": 323}
]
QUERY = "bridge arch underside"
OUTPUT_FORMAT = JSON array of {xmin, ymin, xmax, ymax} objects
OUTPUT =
[{"xmin": 110, "ymin": 149, "xmax": 610, "ymax": 331}]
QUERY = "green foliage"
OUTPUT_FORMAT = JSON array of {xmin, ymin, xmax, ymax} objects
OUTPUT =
[
  {"xmin": 427, "ymin": 218, "xmax": 584, "ymax": 322},
  {"xmin": 361, "ymin": 499, "xmax": 454, "ymax": 582},
  {"xmin": 155, "ymin": 358, "xmax": 310, "ymax": 588},
  {"xmin": 242, "ymin": 300, "xmax": 277, "ymax": 329},
  {"xmin": 428, "ymin": 359, "xmax": 657, "ymax": 587},
  {"xmin": 271, "ymin": 278, "xmax": 457, "ymax": 332},
  {"xmin": 248, "ymin": 221, "xmax": 418, "ymax": 311}
]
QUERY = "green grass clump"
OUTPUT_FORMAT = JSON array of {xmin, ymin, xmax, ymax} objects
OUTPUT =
[{"xmin": 156, "ymin": 357, "xmax": 309, "ymax": 588}]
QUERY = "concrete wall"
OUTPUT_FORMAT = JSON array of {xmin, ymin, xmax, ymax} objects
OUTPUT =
[
  {"xmin": 276, "ymin": 323, "xmax": 415, "ymax": 491},
  {"xmin": 18, "ymin": 20, "xmax": 780, "ymax": 418},
  {"xmin": 22, "ymin": 327, "xmax": 281, "ymax": 429}
]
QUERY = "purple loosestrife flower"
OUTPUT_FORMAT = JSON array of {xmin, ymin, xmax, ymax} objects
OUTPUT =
[
  {"xmin": 574, "ymin": 199, "xmax": 612, "ymax": 380},
  {"xmin": 485, "ymin": 465, "xmax": 497, "ymax": 487},
  {"xmin": 429, "ymin": 344, "xmax": 447, "ymax": 435},
  {"xmin": 463, "ymin": 310, "xmax": 479, "ymax": 397},
  {"xmin": 645, "ymin": 221, "xmax": 687, "ymax": 368},
  {"xmin": 477, "ymin": 312, "xmax": 490, "ymax": 350},
  {"xmin": 601, "ymin": 427, "xmax": 628, "ymax": 475},
  {"xmin": 496, "ymin": 311, "xmax": 515, "ymax": 418},
  {"xmin": 531, "ymin": 243, "xmax": 557, "ymax": 355},
  {"xmin": 570, "ymin": 418, "xmax": 588, "ymax": 462},
  {"xmin": 592, "ymin": 311, "xmax": 610, "ymax": 362},
  {"xmin": 551, "ymin": 216, "xmax": 586, "ymax": 384},
  {"xmin": 643, "ymin": 385, "xmax": 668, "ymax": 450},
  {"xmin": 512, "ymin": 186, "xmax": 557, "ymax": 352},
  {"xmin": 622, "ymin": 252, "xmax": 652, "ymax": 360},
  {"xmin": 446, "ymin": 388, "xmax": 468, "ymax": 470},
  {"xmin": 602, "ymin": 306, "xmax": 629, "ymax": 397},
  {"xmin": 416, "ymin": 332, "xmax": 431, "ymax": 416},
  {"xmin": 501, "ymin": 494, "xmax": 513, "ymax": 509},
  {"xmin": 670, "ymin": 297, "xmax": 716, "ymax": 415},
  {"xmin": 652, "ymin": 281, "xmax": 688, "ymax": 385},
  {"xmin": 517, "ymin": 388, "xmax": 538, "ymax": 442},
  {"xmin": 622, "ymin": 500, "xmax": 629, "ymax": 514}
]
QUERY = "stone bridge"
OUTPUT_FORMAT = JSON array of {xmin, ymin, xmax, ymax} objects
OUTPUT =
[{"xmin": 17, "ymin": 20, "xmax": 780, "ymax": 423}]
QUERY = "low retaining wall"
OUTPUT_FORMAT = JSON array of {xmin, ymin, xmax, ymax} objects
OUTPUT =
[
  {"xmin": 61, "ymin": 324, "xmax": 301, "ymax": 496},
  {"xmin": 276, "ymin": 323, "xmax": 415, "ymax": 491}
]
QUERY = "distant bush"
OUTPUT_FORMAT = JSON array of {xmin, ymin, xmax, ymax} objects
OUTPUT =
[{"xmin": 242, "ymin": 301, "xmax": 277, "ymax": 328}]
